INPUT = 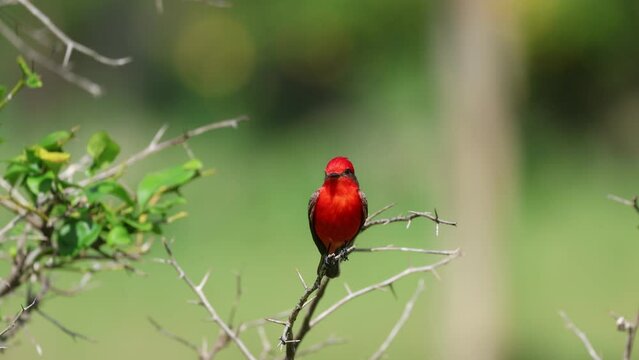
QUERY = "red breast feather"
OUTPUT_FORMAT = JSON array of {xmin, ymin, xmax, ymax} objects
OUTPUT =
[{"xmin": 313, "ymin": 179, "xmax": 363, "ymax": 254}]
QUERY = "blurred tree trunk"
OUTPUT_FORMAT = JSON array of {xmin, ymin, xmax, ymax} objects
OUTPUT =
[{"xmin": 434, "ymin": 0, "xmax": 521, "ymax": 359}]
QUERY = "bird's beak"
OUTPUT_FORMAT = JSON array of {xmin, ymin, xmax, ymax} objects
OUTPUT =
[{"xmin": 326, "ymin": 172, "xmax": 340, "ymax": 179}]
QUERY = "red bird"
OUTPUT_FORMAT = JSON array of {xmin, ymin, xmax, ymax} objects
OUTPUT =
[{"xmin": 308, "ymin": 157, "xmax": 368, "ymax": 278}]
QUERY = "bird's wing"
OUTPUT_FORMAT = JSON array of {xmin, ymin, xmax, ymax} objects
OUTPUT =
[
  {"xmin": 359, "ymin": 190, "xmax": 368, "ymax": 230},
  {"xmin": 308, "ymin": 189, "xmax": 326, "ymax": 255}
]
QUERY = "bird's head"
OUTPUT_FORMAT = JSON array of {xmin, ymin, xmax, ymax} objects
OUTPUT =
[{"xmin": 324, "ymin": 156, "xmax": 356, "ymax": 182}]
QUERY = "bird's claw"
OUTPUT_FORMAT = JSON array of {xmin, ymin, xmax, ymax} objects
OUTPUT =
[{"xmin": 337, "ymin": 247, "xmax": 350, "ymax": 262}]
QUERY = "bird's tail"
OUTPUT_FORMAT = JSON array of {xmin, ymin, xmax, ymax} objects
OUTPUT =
[{"xmin": 317, "ymin": 256, "xmax": 340, "ymax": 278}]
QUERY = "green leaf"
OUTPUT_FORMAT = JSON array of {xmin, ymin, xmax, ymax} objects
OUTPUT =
[
  {"xmin": 40, "ymin": 130, "xmax": 73, "ymax": 151},
  {"xmin": 25, "ymin": 171, "xmax": 55, "ymax": 195},
  {"xmin": 183, "ymin": 159, "xmax": 203, "ymax": 171},
  {"xmin": 0, "ymin": 85, "xmax": 6, "ymax": 99},
  {"xmin": 107, "ymin": 225, "xmax": 131, "ymax": 246},
  {"xmin": 85, "ymin": 180, "xmax": 134, "ymax": 205},
  {"xmin": 136, "ymin": 160, "xmax": 203, "ymax": 208},
  {"xmin": 122, "ymin": 217, "xmax": 153, "ymax": 232},
  {"xmin": 4, "ymin": 160, "xmax": 31, "ymax": 185},
  {"xmin": 57, "ymin": 220, "xmax": 80, "ymax": 256},
  {"xmin": 49, "ymin": 204, "xmax": 67, "ymax": 218},
  {"xmin": 17, "ymin": 56, "xmax": 42, "ymax": 89},
  {"xmin": 76, "ymin": 221, "xmax": 102, "ymax": 248},
  {"xmin": 149, "ymin": 196, "xmax": 188, "ymax": 214},
  {"xmin": 87, "ymin": 132, "xmax": 120, "ymax": 173}
]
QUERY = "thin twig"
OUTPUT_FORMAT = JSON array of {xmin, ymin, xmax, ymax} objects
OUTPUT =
[
  {"xmin": 60, "ymin": 155, "xmax": 92, "ymax": 181},
  {"xmin": 559, "ymin": 311, "xmax": 602, "ymax": 360},
  {"xmin": 290, "ymin": 278, "xmax": 330, "ymax": 358},
  {"xmin": 280, "ymin": 273, "xmax": 324, "ymax": 353},
  {"xmin": 607, "ymin": 194, "xmax": 639, "ymax": 213},
  {"xmin": 612, "ymin": 310, "xmax": 639, "ymax": 360},
  {"xmin": 36, "ymin": 309, "xmax": 95, "ymax": 343},
  {"xmin": 0, "ymin": 19, "xmax": 103, "ymax": 96},
  {"xmin": 148, "ymin": 317, "xmax": 199, "ymax": 353},
  {"xmin": 227, "ymin": 272, "xmax": 243, "ymax": 327},
  {"xmin": 159, "ymin": 239, "xmax": 256, "ymax": 360},
  {"xmin": 369, "ymin": 279, "xmax": 425, "ymax": 360},
  {"xmin": 80, "ymin": 116, "xmax": 249, "ymax": 186},
  {"xmin": 310, "ymin": 250, "xmax": 460, "ymax": 329},
  {"xmin": 362, "ymin": 208, "xmax": 456, "ymax": 234},
  {"xmin": 0, "ymin": 297, "xmax": 38, "ymax": 338},
  {"xmin": 257, "ymin": 326, "xmax": 272, "ymax": 360},
  {"xmin": 296, "ymin": 336, "xmax": 345, "ymax": 358},
  {"xmin": 366, "ymin": 203, "xmax": 396, "ymax": 222},
  {"xmin": 0, "ymin": 215, "xmax": 23, "ymax": 243},
  {"xmin": 626, "ymin": 310, "xmax": 639, "ymax": 360},
  {"xmin": 16, "ymin": 0, "xmax": 131, "ymax": 67},
  {"xmin": 353, "ymin": 246, "xmax": 458, "ymax": 256}
]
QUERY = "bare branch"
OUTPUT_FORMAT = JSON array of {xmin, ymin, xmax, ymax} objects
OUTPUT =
[
  {"xmin": 148, "ymin": 317, "xmax": 199, "ymax": 353},
  {"xmin": 362, "ymin": 208, "xmax": 456, "ymax": 233},
  {"xmin": 607, "ymin": 194, "xmax": 639, "ymax": 213},
  {"xmin": 227, "ymin": 272, "xmax": 243, "ymax": 327},
  {"xmin": 297, "ymin": 336, "xmax": 345, "ymax": 358},
  {"xmin": 0, "ymin": 19, "xmax": 103, "ymax": 96},
  {"xmin": 36, "ymin": 309, "xmax": 95, "ymax": 343},
  {"xmin": 0, "ymin": 215, "xmax": 23, "ymax": 243},
  {"xmin": 279, "ymin": 273, "xmax": 325, "ymax": 355},
  {"xmin": 559, "ymin": 311, "xmax": 602, "ymax": 360},
  {"xmin": 80, "ymin": 116, "xmax": 249, "ymax": 186},
  {"xmin": 159, "ymin": 239, "xmax": 256, "ymax": 360},
  {"xmin": 612, "ymin": 310, "xmax": 639, "ymax": 360},
  {"xmin": 256, "ymin": 326, "xmax": 272, "ymax": 360},
  {"xmin": 366, "ymin": 203, "xmax": 395, "ymax": 222},
  {"xmin": 352, "ymin": 246, "xmax": 459, "ymax": 256},
  {"xmin": 626, "ymin": 310, "xmax": 639, "ymax": 360},
  {"xmin": 289, "ymin": 278, "xmax": 330, "ymax": 358},
  {"xmin": 15, "ymin": 0, "xmax": 131, "ymax": 67},
  {"xmin": 60, "ymin": 155, "xmax": 92, "ymax": 181},
  {"xmin": 369, "ymin": 279, "xmax": 425, "ymax": 360},
  {"xmin": 0, "ymin": 297, "xmax": 38, "ymax": 338},
  {"xmin": 310, "ymin": 250, "xmax": 460, "ymax": 329}
]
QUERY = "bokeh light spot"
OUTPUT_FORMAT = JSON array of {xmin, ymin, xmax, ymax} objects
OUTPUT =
[{"xmin": 173, "ymin": 14, "xmax": 255, "ymax": 97}]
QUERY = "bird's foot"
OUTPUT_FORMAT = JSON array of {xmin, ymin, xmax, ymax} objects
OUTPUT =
[
  {"xmin": 324, "ymin": 253, "xmax": 337, "ymax": 266},
  {"xmin": 336, "ymin": 247, "xmax": 350, "ymax": 262}
]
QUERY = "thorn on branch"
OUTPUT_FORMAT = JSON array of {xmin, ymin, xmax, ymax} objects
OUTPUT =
[
  {"xmin": 196, "ymin": 271, "xmax": 211, "ymax": 292},
  {"xmin": 295, "ymin": 269, "xmax": 308, "ymax": 290}
]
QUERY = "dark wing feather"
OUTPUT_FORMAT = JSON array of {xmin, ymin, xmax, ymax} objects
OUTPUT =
[
  {"xmin": 359, "ymin": 190, "xmax": 368, "ymax": 230},
  {"xmin": 308, "ymin": 189, "xmax": 326, "ymax": 255}
]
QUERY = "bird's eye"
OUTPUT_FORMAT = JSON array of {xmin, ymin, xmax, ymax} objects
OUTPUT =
[{"xmin": 344, "ymin": 168, "xmax": 353, "ymax": 175}]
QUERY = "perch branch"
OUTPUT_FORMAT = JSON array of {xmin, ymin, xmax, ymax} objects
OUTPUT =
[
  {"xmin": 311, "ymin": 250, "xmax": 460, "ymax": 329},
  {"xmin": 363, "ymin": 206, "xmax": 456, "ymax": 236}
]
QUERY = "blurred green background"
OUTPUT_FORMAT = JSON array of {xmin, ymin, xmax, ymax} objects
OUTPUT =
[{"xmin": 1, "ymin": 0, "xmax": 638, "ymax": 359}]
